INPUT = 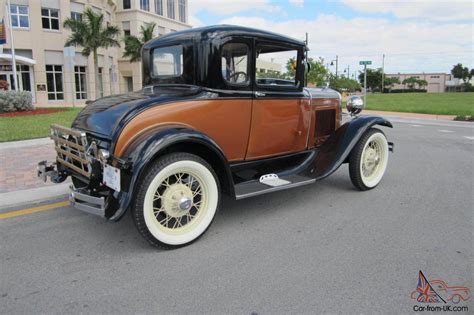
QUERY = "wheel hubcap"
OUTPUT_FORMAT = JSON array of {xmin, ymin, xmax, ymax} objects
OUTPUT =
[
  {"xmin": 152, "ymin": 173, "xmax": 203, "ymax": 230},
  {"xmin": 362, "ymin": 141, "xmax": 382, "ymax": 177}
]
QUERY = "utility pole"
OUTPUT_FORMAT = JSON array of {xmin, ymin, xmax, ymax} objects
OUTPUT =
[
  {"xmin": 335, "ymin": 55, "xmax": 338, "ymax": 77},
  {"xmin": 6, "ymin": 0, "xmax": 18, "ymax": 91},
  {"xmin": 347, "ymin": 65, "xmax": 350, "ymax": 78},
  {"xmin": 364, "ymin": 64, "xmax": 367, "ymax": 106},
  {"xmin": 381, "ymin": 53, "xmax": 385, "ymax": 93}
]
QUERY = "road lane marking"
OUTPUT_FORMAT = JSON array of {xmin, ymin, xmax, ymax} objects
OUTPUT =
[
  {"xmin": 0, "ymin": 201, "xmax": 69, "ymax": 220},
  {"xmin": 464, "ymin": 136, "xmax": 474, "ymax": 140},
  {"xmin": 438, "ymin": 129, "xmax": 454, "ymax": 133},
  {"xmin": 411, "ymin": 124, "xmax": 422, "ymax": 127}
]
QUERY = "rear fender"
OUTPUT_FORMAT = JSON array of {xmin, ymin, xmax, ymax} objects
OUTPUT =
[
  {"xmin": 110, "ymin": 125, "xmax": 233, "ymax": 221},
  {"xmin": 313, "ymin": 115, "xmax": 393, "ymax": 179}
]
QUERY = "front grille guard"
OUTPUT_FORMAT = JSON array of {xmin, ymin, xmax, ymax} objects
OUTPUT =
[{"xmin": 50, "ymin": 124, "xmax": 94, "ymax": 178}]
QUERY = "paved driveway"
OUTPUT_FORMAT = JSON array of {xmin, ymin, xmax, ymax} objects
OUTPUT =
[{"xmin": 1, "ymin": 119, "xmax": 472, "ymax": 314}]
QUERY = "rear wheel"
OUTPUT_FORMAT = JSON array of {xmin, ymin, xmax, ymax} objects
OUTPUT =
[
  {"xmin": 132, "ymin": 153, "xmax": 220, "ymax": 249},
  {"xmin": 349, "ymin": 128, "xmax": 389, "ymax": 190}
]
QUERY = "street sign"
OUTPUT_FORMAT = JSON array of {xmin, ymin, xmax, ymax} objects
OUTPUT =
[{"xmin": 359, "ymin": 60, "xmax": 372, "ymax": 65}]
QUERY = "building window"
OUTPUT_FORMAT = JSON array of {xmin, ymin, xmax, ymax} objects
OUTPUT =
[
  {"xmin": 74, "ymin": 66, "xmax": 87, "ymax": 100},
  {"xmin": 155, "ymin": 0, "xmax": 163, "ymax": 15},
  {"xmin": 140, "ymin": 0, "xmax": 150, "ymax": 11},
  {"xmin": 46, "ymin": 65, "xmax": 64, "ymax": 100},
  {"xmin": 158, "ymin": 26, "xmax": 165, "ymax": 36},
  {"xmin": 167, "ymin": 0, "xmax": 175, "ymax": 19},
  {"xmin": 42, "ymin": 8, "xmax": 60, "ymax": 30},
  {"xmin": 125, "ymin": 76, "xmax": 133, "ymax": 92},
  {"xmin": 123, "ymin": 0, "xmax": 131, "ymax": 9},
  {"xmin": 98, "ymin": 67, "xmax": 104, "ymax": 98},
  {"xmin": 71, "ymin": 11, "xmax": 82, "ymax": 21},
  {"xmin": 178, "ymin": 0, "xmax": 186, "ymax": 23},
  {"xmin": 10, "ymin": 5, "xmax": 29, "ymax": 28},
  {"xmin": 122, "ymin": 21, "xmax": 131, "ymax": 36}
]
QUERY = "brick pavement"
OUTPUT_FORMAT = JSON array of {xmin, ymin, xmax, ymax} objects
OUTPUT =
[{"xmin": 0, "ymin": 140, "xmax": 69, "ymax": 193}]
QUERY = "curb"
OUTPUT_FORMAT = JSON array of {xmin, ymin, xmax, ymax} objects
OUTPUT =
[
  {"xmin": 0, "ymin": 183, "xmax": 70, "ymax": 210},
  {"xmin": 0, "ymin": 137, "xmax": 52, "ymax": 150}
]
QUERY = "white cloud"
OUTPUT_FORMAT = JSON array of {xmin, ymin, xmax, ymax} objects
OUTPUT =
[
  {"xmin": 289, "ymin": 0, "xmax": 304, "ymax": 7},
  {"xmin": 341, "ymin": 0, "xmax": 473, "ymax": 22},
  {"xmin": 219, "ymin": 14, "xmax": 473, "ymax": 73},
  {"xmin": 189, "ymin": 0, "xmax": 282, "ymax": 16}
]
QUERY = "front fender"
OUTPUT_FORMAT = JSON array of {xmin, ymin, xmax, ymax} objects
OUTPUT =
[
  {"xmin": 109, "ymin": 125, "xmax": 231, "ymax": 221},
  {"xmin": 313, "ymin": 115, "xmax": 393, "ymax": 179}
]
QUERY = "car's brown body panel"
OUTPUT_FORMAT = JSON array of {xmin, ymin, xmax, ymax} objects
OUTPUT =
[
  {"xmin": 114, "ymin": 96, "xmax": 342, "ymax": 163},
  {"xmin": 114, "ymin": 99, "xmax": 253, "ymax": 161}
]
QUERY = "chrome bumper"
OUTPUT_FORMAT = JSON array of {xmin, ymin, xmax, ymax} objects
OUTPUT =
[{"xmin": 69, "ymin": 185, "xmax": 106, "ymax": 217}]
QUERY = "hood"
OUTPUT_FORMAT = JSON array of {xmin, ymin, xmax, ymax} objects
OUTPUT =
[{"xmin": 72, "ymin": 86, "xmax": 201, "ymax": 140}]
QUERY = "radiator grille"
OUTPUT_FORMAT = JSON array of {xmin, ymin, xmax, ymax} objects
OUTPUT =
[
  {"xmin": 315, "ymin": 109, "xmax": 335, "ymax": 146},
  {"xmin": 50, "ymin": 124, "xmax": 91, "ymax": 178}
]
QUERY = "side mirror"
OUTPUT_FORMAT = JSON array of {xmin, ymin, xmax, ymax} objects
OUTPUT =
[
  {"xmin": 346, "ymin": 96, "xmax": 364, "ymax": 115},
  {"xmin": 306, "ymin": 62, "xmax": 311, "ymax": 73}
]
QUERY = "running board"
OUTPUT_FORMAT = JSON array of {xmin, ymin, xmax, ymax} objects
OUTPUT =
[{"xmin": 234, "ymin": 175, "xmax": 316, "ymax": 200}]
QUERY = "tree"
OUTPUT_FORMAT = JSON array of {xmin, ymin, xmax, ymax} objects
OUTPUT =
[
  {"xmin": 451, "ymin": 63, "xmax": 471, "ymax": 83},
  {"xmin": 283, "ymin": 57, "xmax": 328, "ymax": 86},
  {"xmin": 383, "ymin": 77, "xmax": 400, "ymax": 92},
  {"xmin": 306, "ymin": 57, "xmax": 328, "ymax": 86},
  {"xmin": 64, "ymin": 8, "xmax": 120, "ymax": 99},
  {"xmin": 123, "ymin": 22, "xmax": 156, "ymax": 62},
  {"xmin": 329, "ymin": 74, "xmax": 361, "ymax": 92},
  {"xmin": 358, "ymin": 68, "xmax": 383, "ymax": 92},
  {"xmin": 402, "ymin": 77, "xmax": 419, "ymax": 89},
  {"xmin": 417, "ymin": 79, "xmax": 428, "ymax": 90}
]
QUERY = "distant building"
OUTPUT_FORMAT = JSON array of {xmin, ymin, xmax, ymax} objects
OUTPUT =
[
  {"xmin": 0, "ymin": 0, "xmax": 190, "ymax": 107},
  {"xmin": 385, "ymin": 73, "xmax": 464, "ymax": 93}
]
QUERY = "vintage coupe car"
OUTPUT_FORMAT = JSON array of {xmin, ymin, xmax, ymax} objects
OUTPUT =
[{"xmin": 38, "ymin": 25, "xmax": 393, "ymax": 248}]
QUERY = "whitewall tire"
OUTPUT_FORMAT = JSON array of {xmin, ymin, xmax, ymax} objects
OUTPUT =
[
  {"xmin": 349, "ymin": 128, "xmax": 389, "ymax": 190},
  {"xmin": 132, "ymin": 153, "xmax": 220, "ymax": 249}
]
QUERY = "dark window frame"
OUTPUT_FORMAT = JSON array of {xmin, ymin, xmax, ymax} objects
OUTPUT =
[
  {"xmin": 41, "ymin": 7, "xmax": 60, "ymax": 31},
  {"xmin": 254, "ymin": 40, "xmax": 304, "ymax": 92},
  {"xmin": 46, "ymin": 64, "xmax": 64, "ymax": 100},
  {"xmin": 220, "ymin": 41, "xmax": 251, "ymax": 88}
]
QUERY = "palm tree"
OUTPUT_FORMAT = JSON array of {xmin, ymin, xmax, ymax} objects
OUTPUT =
[
  {"xmin": 64, "ymin": 8, "xmax": 120, "ymax": 99},
  {"xmin": 123, "ymin": 23, "xmax": 156, "ymax": 62}
]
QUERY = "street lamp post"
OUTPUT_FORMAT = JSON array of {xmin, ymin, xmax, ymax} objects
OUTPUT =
[{"xmin": 330, "ymin": 55, "xmax": 338, "ymax": 77}]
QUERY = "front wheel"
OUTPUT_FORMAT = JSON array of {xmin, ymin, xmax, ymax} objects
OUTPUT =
[
  {"xmin": 132, "ymin": 153, "xmax": 220, "ymax": 249},
  {"xmin": 349, "ymin": 128, "xmax": 389, "ymax": 191}
]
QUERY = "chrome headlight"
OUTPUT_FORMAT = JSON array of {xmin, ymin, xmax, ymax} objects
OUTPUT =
[{"xmin": 346, "ymin": 96, "xmax": 364, "ymax": 115}]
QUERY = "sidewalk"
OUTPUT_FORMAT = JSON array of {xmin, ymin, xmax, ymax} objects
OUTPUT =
[
  {"xmin": 0, "ymin": 138, "xmax": 70, "ymax": 208},
  {"xmin": 361, "ymin": 109, "xmax": 456, "ymax": 121}
]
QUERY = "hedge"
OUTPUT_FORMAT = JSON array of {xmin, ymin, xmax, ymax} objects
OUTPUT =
[{"xmin": 0, "ymin": 91, "xmax": 34, "ymax": 112}]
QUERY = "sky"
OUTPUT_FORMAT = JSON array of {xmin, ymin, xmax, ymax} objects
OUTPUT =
[{"xmin": 189, "ymin": 0, "xmax": 473, "ymax": 77}]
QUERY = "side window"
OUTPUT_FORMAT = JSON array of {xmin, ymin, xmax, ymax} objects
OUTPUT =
[
  {"xmin": 221, "ymin": 43, "xmax": 249, "ymax": 85},
  {"xmin": 152, "ymin": 45, "xmax": 183, "ymax": 77},
  {"xmin": 256, "ymin": 44, "xmax": 298, "ymax": 87}
]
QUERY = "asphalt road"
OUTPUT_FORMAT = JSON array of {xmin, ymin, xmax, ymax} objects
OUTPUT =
[{"xmin": 1, "ymin": 118, "xmax": 473, "ymax": 314}]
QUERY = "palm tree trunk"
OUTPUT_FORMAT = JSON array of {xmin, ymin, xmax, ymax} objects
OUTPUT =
[{"xmin": 93, "ymin": 50, "xmax": 100, "ymax": 99}]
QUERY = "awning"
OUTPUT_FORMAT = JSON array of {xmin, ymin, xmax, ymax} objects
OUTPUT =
[{"xmin": 0, "ymin": 53, "xmax": 36, "ymax": 65}]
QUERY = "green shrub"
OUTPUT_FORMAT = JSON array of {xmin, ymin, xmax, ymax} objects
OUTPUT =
[{"xmin": 0, "ymin": 91, "xmax": 34, "ymax": 112}]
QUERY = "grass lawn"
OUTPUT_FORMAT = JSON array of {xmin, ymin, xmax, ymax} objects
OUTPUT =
[
  {"xmin": 0, "ymin": 108, "xmax": 82, "ymax": 142},
  {"xmin": 364, "ymin": 92, "xmax": 474, "ymax": 116}
]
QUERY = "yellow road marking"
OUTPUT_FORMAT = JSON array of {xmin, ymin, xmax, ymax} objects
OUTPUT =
[{"xmin": 0, "ymin": 201, "xmax": 69, "ymax": 220}]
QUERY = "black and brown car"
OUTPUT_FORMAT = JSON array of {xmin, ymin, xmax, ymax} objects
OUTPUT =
[{"xmin": 38, "ymin": 25, "xmax": 394, "ymax": 248}]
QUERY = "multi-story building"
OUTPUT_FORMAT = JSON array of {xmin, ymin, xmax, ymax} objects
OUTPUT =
[
  {"xmin": 0, "ymin": 0, "xmax": 190, "ymax": 107},
  {"xmin": 385, "ymin": 73, "xmax": 456, "ymax": 93}
]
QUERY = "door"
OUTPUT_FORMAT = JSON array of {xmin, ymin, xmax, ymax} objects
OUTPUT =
[{"xmin": 245, "ymin": 42, "xmax": 311, "ymax": 160}]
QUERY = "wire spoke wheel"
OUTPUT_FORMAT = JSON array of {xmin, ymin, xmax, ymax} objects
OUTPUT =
[
  {"xmin": 349, "ymin": 128, "xmax": 389, "ymax": 190},
  {"xmin": 133, "ymin": 153, "xmax": 220, "ymax": 249},
  {"xmin": 152, "ymin": 172, "xmax": 204, "ymax": 231}
]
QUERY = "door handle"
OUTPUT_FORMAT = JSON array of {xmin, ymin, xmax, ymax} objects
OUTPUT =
[{"xmin": 255, "ymin": 91, "xmax": 266, "ymax": 97}]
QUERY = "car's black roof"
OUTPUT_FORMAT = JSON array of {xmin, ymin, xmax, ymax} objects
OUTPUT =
[{"xmin": 144, "ymin": 24, "xmax": 306, "ymax": 48}]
